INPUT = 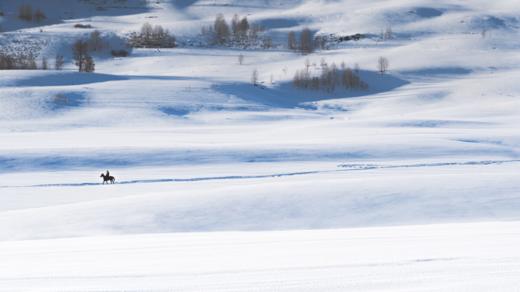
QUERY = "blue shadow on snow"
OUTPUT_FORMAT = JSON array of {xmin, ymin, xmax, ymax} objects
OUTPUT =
[{"xmin": 213, "ymin": 70, "xmax": 409, "ymax": 108}]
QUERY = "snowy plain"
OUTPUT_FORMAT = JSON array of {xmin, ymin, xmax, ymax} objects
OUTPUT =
[{"xmin": 1, "ymin": 0, "xmax": 520, "ymax": 290}]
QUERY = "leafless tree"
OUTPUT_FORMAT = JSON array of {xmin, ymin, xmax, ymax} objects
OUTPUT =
[
  {"xmin": 34, "ymin": 8, "xmax": 46, "ymax": 22},
  {"xmin": 378, "ymin": 56, "xmax": 389, "ymax": 74},
  {"xmin": 0, "ymin": 52, "xmax": 37, "ymax": 69},
  {"xmin": 300, "ymin": 28, "xmax": 314, "ymax": 54},
  {"xmin": 262, "ymin": 36, "xmax": 272, "ymax": 49},
  {"xmin": 129, "ymin": 23, "xmax": 176, "ymax": 48},
  {"xmin": 214, "ymin": 14, "xmax": 230, "ymax": 45},
  {"xmin": 383, "ymin": 26, "xmax": 393, "ymax": 40},
  {"xmin": 231, "ymin": 14, "xmax": 239, "ymax": 37},
  {"xmin": 288, "ymin": 31, "xmax": 297, "ymax": 50},
  {"xmin": 293, "ymin": 59, "xmax": 367, "ymax": 91},
  {"xmin": 84, "ymin": 55, "xmax": 95, "ymax": 72},
  {"xmin": 251, "ymin": 69, "xmax": 259, "ymax": 86},
  {"xmin": 73, "ymin": 40, "xmax": 89, "ymax": 72},
  {"xmin": 314, "ymin": 35, "xmax": 326, "ymax": 50},
  {"xmin": 141, "ymin": 22, "xmax": 153, "ymax": 43},
  {"xmin": 248, "ymin": 24, "xmax": 261, "ymax": 43},
  {"xmin": 237, "ymin": 17, "xmax": 250, "ymax": 41},
  {"xmin": 55, "ymin": 55, "xmax": 64, "ymax": 70},
  {"xmin": 18, "ymin": 4, "xmax": 33, "ymax": 21},
  {"xmin": 88, "ymin": 30, "xmax": 103, "ymax": 52},
  {"xmin": 41, "ymin": 57, "xmax": 48, "ymax": 70}
]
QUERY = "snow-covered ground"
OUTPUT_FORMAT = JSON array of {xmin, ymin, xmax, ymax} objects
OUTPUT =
[
  {"xmin": 1, "ymin": 0, "xmax": 520, "ymax": 290},
  {"xmin": 3, "ymin": 221, "xmax": 520, "ymax": 291}
]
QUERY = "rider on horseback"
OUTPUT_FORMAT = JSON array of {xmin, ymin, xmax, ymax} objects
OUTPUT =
[{"xmin": 100, "ymin": 170, "xmax": 116, "ymax": 184}]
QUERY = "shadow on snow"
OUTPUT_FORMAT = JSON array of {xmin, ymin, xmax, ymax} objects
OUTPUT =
[
  {"xmin": 10, "ymin": 71, "xmax": 198, "ymax": 87},
  {"xmin": 213, "ymin": 70, "xmax": 409, "ymax": 108}
]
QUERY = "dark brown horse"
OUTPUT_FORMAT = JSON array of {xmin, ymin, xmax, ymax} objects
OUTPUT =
[{"xmin": 100, "ymin": 173, "xmax": 116, "ymax": 184}]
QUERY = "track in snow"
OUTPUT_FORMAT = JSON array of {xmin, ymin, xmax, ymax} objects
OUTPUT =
[{"xmin": 2, "ymin": 159, "xmax": 518, "ymax": 189}]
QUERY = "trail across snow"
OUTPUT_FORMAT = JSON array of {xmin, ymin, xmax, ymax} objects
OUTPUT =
[{"xmin": 1, "ymin": 158, "xmax": 519, "ymax": 189}]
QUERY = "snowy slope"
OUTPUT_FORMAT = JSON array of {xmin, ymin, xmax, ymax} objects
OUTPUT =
[
  {"xmin": 1, "ymin": 0, "xmax": 520, "ymax": 290},
  {"xmin": 1, "ymin": 0, "xmax": 520, "ymax": 239}
]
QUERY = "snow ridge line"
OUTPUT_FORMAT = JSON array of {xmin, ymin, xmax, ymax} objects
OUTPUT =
[{"xmin": 1, "ymin": 159, "xmax": 519, "ymax": 189}]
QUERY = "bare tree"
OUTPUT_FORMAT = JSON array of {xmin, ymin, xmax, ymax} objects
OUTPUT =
[
  {"xmin": 41, "ymin": 57, "xmax": 48, "ymax": 70},
  {"xmin": 262, "ymin": 36, "xmax": 272, "ymax": 49},
  {"xmin": 55, "ymin": 54, "xmax": 64, "ymax": 70},
  {"xmin": 88, "ymin": 30, "xmax": 103, "ymax": 52},
  {"xmin": 384, "ymin": 26, "xmax": 393, "ymax": 40},
  {"xmin": 129, "ymin": 23, "xmax": 176, "ymax": 48},
  {"xmin": 237, "ymin": 17, "xmax": 249, "ymax": 42},
  {"xmin": 214, "ymin": 14, "xmax": 230, "ymax": 45},
  {"xmin": 18, "ymin": 4, "xmax": 33, "ymax": 21},
  {"xmin": 73, "ymin": 40, "xmax": 90, "ymax": 72},
  {"xmin": 293, "ymin": 58, "xmax": 367, "ymax": 91},
  {"xmin": 288, "ymin": 31, "xmax": 297, "ymax": 50},
  {"xmin": 314, "ymin": 35, "xmax": 326, "ymax": 50},
  {"xmin": 141, "ymin": 22, "xmax": 153, "ymax": 43},
  {"xmin": 378, "ymin": 56, "xmax": 389, "ymax": 74},
  {"xmin": 83, "ymin": 55, "xmax": 95, "ymax": 72},
  {"xmin": 248, "ymin": 24, "xmax": 261, "ymax": 43},
  {"xmin": 34, "ymin": 8, "xmax": 46, "ymax": 22},
  {"xmin": 251, "ymin": 69, "xmax": 259, "ymax": 86},
  {"xmin": 231, "ymin": 14, "xmax": 240, "ymax": 37},
  {"xmin": 300, "ymin": 28, "xmax": 314, "ymax": 54},
  {"xmin": 320, "ymin": 58, "xmax": 327, "ymax": 70}
]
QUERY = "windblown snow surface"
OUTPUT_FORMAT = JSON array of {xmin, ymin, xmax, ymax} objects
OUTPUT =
[{"xmin": 1, "ymin": 0, "xmax": 520, "ymax": 291}]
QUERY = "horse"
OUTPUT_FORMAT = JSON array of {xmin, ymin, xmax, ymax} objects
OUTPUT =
[{"xmin": 100, "ymin": 173, "xmax": 116, "ymax": 184}]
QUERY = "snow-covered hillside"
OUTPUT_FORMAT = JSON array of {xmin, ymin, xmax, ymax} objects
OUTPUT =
[{"xmin": 1, "ymin": 0, "xmax": 520, "ymax": 290}]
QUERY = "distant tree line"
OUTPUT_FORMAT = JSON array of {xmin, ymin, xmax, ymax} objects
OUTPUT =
[
  {"xmin": 293, "ymin": 59, "xmax": 368, "ymax": 92},
  {"xmin": 288, "ymin": 28, "xmax": 319, "ymax": 54},
  {"xmin": 70, "ymin": 29, "xmax": 133, "ymax": 72},
  {"xmin": 0, "ymin": 52, "xmax": 64, "ymax": 70},
  {"xmin": 18, "ymin": 4, "xmax": 46, "ymax": 22},
  {"xmin": 1, "ymin": 28, "xmax": 133, "ymax": 71},
  {"xmin": 0, "ymin": 52, "xmax": 37, "ymax": 69},
  {"xmin": 128, "ymin": 23, "xmax": 176, "ymax": 48},
  {"xmin": 201, "ymin": 14, "xmax": 271, "ymax": 48}
]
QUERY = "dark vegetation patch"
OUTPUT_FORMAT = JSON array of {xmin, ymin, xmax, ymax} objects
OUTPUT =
[
  {"xmin": 128, "ymin": 23, "xmax": 176, "ymax": 48},
  {"xmin": 74, "ymin": 23, "xmax": 93, "ymax": 29}
]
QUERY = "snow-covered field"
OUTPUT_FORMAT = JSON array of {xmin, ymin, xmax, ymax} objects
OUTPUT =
[
  {"xmin": 1, "ymin": 0, "xmax": 520, "ymax": 290},
  {"xmin": 3, "ymin": 221, "xmax": 520, "ymax": 291}
]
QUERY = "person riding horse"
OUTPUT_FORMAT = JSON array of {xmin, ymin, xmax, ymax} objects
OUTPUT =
[{"xmin": 100, "ymin": 170, "xmax": 116, "ymax": 184}]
